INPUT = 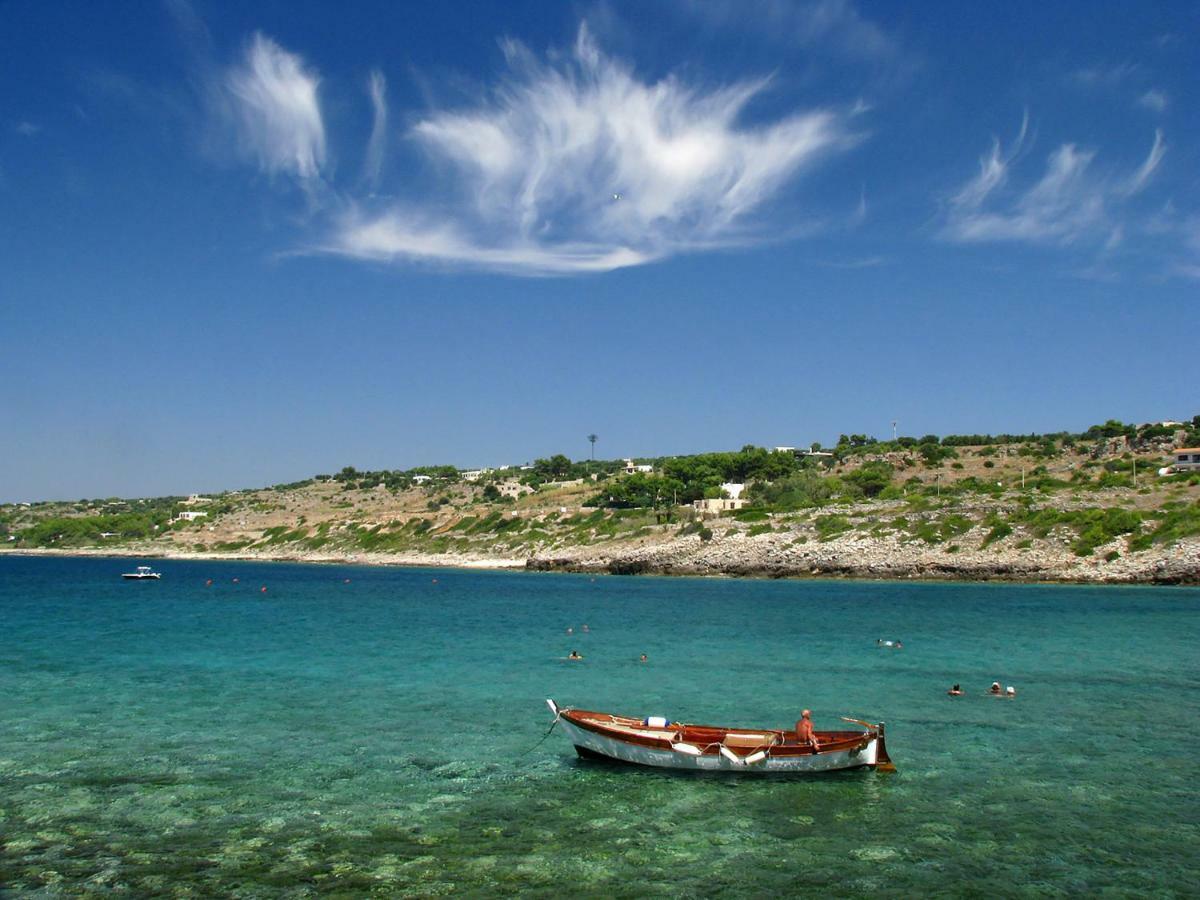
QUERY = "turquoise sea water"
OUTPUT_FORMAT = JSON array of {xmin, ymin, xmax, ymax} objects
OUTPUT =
[{"xmin": 1, "ymin": 556, "xmax": 1198, "ymax": 896}]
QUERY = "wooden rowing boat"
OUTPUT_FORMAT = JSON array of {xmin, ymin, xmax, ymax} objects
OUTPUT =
[{"xmin": 546, "ymin": 699, "xmax": 894, "ymax": 774}]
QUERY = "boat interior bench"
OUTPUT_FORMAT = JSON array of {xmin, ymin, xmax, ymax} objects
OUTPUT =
[{"xmin": 722, "ymin": 732, "xmax": 780, "ymax": 749}]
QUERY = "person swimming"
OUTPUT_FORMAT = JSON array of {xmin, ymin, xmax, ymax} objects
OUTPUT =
[
  {"xmin": 567, "ymin": 650, "xmax": 583, "ymax": 660},
  {"xmin": 990, "ymin": 682, "xmax": 1002, "ymax": 695},
  {"xmin": 639, "ymin": 653, "xmax": 648, "ymax": 662},
  {"xmin": 947, "ymin": 684, "xmax": 963, "ymax": 696}
]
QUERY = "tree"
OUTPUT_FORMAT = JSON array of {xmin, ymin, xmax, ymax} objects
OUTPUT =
[{"xmin": 844, "ymin": 461, "xmax": 894, "ymax": 498}]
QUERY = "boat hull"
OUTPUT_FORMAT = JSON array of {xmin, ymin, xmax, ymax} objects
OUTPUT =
[{"xmin": 554, "ymin": 705, "xmax": 888, "ymax": 774}]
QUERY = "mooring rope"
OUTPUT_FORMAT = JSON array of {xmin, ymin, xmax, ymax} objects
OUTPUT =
[{"xmin": 520, "ymin": 711, "xmax": 561, "ymax": 756}]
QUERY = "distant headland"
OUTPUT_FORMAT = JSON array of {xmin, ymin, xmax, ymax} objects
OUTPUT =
[{"xmin": 4, "ymin": 416, "xmax": 1199, "ymax": 585}]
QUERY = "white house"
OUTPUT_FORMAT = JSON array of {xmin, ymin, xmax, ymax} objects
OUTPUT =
[
  {"xmin": 1170, "ymin": 447, "xmax": 1200, "ymax": 472},
  {"xmin": 184, "ymin": 494, "xmax": 212, "ymax": 505},
  {"xmin": 412, "ymin": 475, "xmax": 432, "ymax": 484},
  {"xmin": 693, "ymin": 497, "xmax": 748, "ymax": 515},
  {"xmin": 623, "ymin": 458, "xmax": 654, "ymax": 474},
  {"xmin": 693, "ymin": 483, "xmax": 748, "ymax": 515},
  {"xmin": 174, "ymin": 510, "xmax": 208, "ymax": 522}
]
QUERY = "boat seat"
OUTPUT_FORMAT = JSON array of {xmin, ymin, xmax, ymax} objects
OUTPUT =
[{"xmin": 722, "ymin": 732, "xmax": 776, "ymax": 749}]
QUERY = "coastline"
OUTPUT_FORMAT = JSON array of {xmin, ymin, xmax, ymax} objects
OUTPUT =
[{"xmin": 5, "ymin": 534, "xmax": 1197, "ymax": 585}]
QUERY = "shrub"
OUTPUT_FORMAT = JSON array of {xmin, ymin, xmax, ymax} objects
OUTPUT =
[
  {"xmin": 815, "ymin": 515, "xmax": 852, "ymax": 541},
  {"xmin": 981, "ymin": 519, "xmax": 1013, "ymax": 549}
]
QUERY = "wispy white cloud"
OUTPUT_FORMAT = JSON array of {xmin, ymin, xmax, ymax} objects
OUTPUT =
[
  {"xmin": 325, "ymin": 24, "xmax": 858, "ymax": 274},
  {"xmin": 13, "ymin": 121, "xmax": 41, "ymax": 136},
  {"xmin": 363, "ymin": 70, "xmax": 387, "ymax": 189},
  {"xmin": 1069, "ymin": 62, "xmax": 1140, "ymax": 88},
  {"xmin": 943, "ymin": 121, "xmax": 1165, "ymax": 246},
  {"xmin": 949, "ymin": 112, "xmax": 1029, "ymax": 212},
  {"xmin": 225, "ymin": 33, "xmax": 325, "ymax": 179},
  {"xmin": 1123, "ymin": 128, "xmax": 1165, "ymax": 196},
  {"xmin": 1138, "ymin": 89, "xmax": 1168, "ymax": 112}
]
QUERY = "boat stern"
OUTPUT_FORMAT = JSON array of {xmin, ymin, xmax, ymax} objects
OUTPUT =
[{"xmin": 873, "ymin": 722, "xmax": 896, "ymax": 773}]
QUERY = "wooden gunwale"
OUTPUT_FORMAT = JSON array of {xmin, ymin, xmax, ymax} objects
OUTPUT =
[{"xmin": 562, "ymin": 708, "xmax": 874, "ymax": 758}]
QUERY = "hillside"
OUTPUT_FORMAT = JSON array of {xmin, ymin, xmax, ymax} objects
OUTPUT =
[{"xmin": 4, "ymin": 419, "xmax": 1199, "ymax": 584}]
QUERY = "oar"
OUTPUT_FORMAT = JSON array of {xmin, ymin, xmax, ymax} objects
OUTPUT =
[{"xmin": 840, "ymin": 716, "xmax": 877, "ymax": 730}]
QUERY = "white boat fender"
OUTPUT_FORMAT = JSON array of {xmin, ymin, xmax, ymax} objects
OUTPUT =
[
  {"xmin": 643, "ymin": 716, "xmax": 669, "ymax": 728},
  {"xmin": 671, "ymin": 742, "xmax": 703, "ymax": 756},
  {"xmin": 743, "ymin": 750, "xmax": 768, "ymax": 765},
  {"xmin": 719, "ymin": 746, "xmax": 744, "ymax": 766}
]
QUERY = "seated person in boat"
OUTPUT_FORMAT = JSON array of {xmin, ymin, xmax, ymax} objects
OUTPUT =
[{"xmin": 795, "ymin": 709, "xmax": 820, "ymax": 748}]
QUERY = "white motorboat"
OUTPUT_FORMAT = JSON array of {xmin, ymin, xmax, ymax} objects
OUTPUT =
[{"xmin": 122, "ymin": 566, "xmax": 161, "ymax": 580}]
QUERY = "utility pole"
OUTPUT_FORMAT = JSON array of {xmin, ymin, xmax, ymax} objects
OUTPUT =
[
  {"xmin": 892, "ymin": 421, "xmax": 897, "ymax": 442},
  {"xmin": 587, "ymin": 434, "xmax": 598, "ymax": 479}
]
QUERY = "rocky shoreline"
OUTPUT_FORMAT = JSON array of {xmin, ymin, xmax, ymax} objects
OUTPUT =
[
  {"xmin": 525, "ymin": 533, "xmax": 1200, "ymax": 584},
  {"xmin": 6, "ymin": 530, "xmax": 1198, "ymax": 584}
]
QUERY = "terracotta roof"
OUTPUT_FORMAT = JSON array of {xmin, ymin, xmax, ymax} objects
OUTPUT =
[{"xmin": 1172, "ymin": 448, "xmax": 1200, "ymax": 454}]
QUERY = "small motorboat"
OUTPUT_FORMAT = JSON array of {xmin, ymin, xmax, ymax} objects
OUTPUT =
[
  {"xmin": 122, "ymin": 566, "xmax": 161, "ymax": 580},
  {"xmin": 546, "ymin": 699, "xmax": 894, "ymax": 774}
]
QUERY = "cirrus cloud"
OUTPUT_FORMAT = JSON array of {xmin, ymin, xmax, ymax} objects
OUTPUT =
[
  {"xmin": 325, "ymin": 25, "xmax": 859, "ymax": 274},
  {"xmin": 225, "ymin": 32, "xmax": 325, "ymax": 179},
  {"xmin": 942, "ymin": 119, "xmax": 1166, "ymax": 246}
]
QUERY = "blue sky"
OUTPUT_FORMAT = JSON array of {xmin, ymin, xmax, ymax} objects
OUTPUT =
[{"xmin": 1, "ymin": 1, "xmax": 1196, "ymax": 501}]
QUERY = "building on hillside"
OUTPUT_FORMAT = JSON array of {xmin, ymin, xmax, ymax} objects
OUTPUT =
[
  {"xmin": 693, "ymin": 496, "xmax": 748, "ymax": 515},
  {"xmin": 623, "ymin": 458, "xmax": 654, "ymax": 474},
  {"xmin": 174, "ymin": 510, "xmax": 208, "ymax": 522},
  {"xmin": 184, "ymin": 494, "xmax": 212, "ymax": 505},
  {"xmin": 692, "ymin": 483, "xmax": 748, "ymax": 516},
  {"xmin": 461, "ymin": 468, "xmax": 492, "ymax": 482},
  {"xmin": 499, "ymin": 481, "xmax": 533, "ymax": 499},
  {"xmin": 411, "ymin": 475, "xmax": 432, "ymax": 484},
  {"xmin": 1170, "ymin": 447, "xmax": 1200, "ymax": 472}
]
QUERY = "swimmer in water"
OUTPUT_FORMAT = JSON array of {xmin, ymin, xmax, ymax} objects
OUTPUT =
[
  {"xmin": 567, "ymin": 650, "xmax": 583, "ymax": 661},
  {"xmin": 947, "ymin": 684, "xmax": 963, "ymax": 696}
]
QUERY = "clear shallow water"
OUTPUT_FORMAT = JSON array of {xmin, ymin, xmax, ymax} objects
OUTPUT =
[{"xmin": 1, "ymin": 556, "xmax": 1198, "ymax": 896}]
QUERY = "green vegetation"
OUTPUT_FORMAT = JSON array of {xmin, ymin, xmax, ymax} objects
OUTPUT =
[
  {"xmin": 1128, "ymin": 501, "xmax": 1200, "ymax": 551},
  {"xmin": 981, "ymin": 516, "xmax": 1014, "ymax": 549},
  {"xmin": 815, "ymin": 515, "xmax": 852, "ymax": 541}
]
